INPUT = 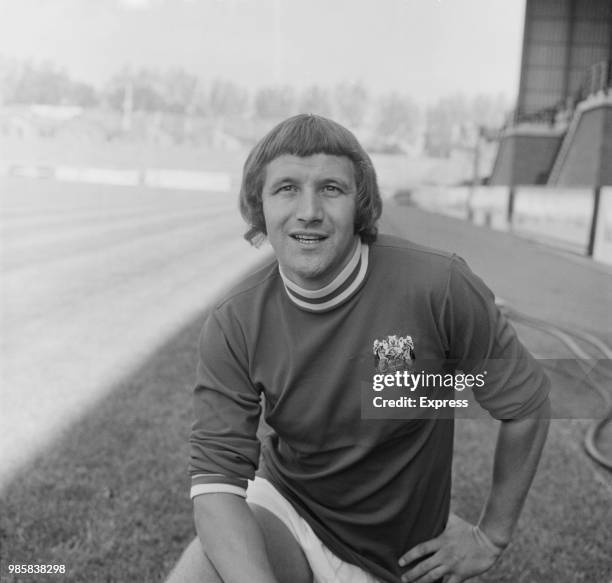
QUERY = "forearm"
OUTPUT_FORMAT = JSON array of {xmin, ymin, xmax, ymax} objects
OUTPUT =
[
  {"xmin": 478, "ymin": 397, "xmax": 551, "ymax": 548},
  {"xmin": 194, "ymin": 493, "xmax": 279, "ymax": 583}
]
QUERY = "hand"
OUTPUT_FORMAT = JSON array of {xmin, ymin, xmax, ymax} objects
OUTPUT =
[{"xmin": 397, "ymin": 513, "xmax": 505, "ymax": 583}]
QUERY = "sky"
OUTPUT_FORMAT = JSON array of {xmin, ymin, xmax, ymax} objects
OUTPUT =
[{"xmin": 0, "ymin": 0, "xmax": 526, "ymax": 105}]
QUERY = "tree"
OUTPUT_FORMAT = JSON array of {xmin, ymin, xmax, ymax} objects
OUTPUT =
[
  {"xmin": 254, "ymin": 86, "xmax": 295, "ymax": 119},
  {"xmin": 424, "ymin": 93, "xmax": 510, "ymax": 157},
  {"xmin": 334, "ymin": 82, "xmax": 369, "ymax": 128},
  {"xmin": 4, "ymin": 61, "xmax": 98, "ymax": 106},
  {"xmin": 106, "ymin": 67, "xmax": 166, "ymax": 112},
  {"xmin": 424, "ymin": 94, "xmax": 471, "ymax": 157},
  {"xmin": 208, "ymin": 79, "xmax": 249, "ymax": 117},
  {"xmin": 66, "ymin": 80, "xmax": 98, "ymax": 108},
  {"xmin": 0, "ymin": 57, "xmax": 23, "ymax": 105},
  {"xmin": 297, "ymin": 85, "xmax": 332, "ymax": 117},
  {"xmin": 470, "ymin": 93, "xmax": 510, "ymax": 131},
  {"xmin": 160, "ymin": 68, "xmax": 200, "ymax": 114},
  {"xmin": 375, "ymin": 93, "xmax": 421, "ymax": 145}
]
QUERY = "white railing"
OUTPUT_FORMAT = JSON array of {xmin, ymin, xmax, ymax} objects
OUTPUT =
[{"xmin": 406, "ymin": 185, "xmax": 612, "ymax": 266}]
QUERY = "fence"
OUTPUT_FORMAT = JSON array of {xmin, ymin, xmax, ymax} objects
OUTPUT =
[
  {"xmin": 407, "ymin": 185, "xmax": 612, "ymax": 266},
  {"xmin": 0, "ymin": 161, "xmax": 231, "ymax": 192},
  {"xmin": 506, "ymin": 60, "xmax": 611, "ymax": 130}
]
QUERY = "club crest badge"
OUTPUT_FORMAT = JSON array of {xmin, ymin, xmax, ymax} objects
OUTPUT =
[{"xmin": 373, "ymin": 335, "xmax": 415, "ymax": 373}]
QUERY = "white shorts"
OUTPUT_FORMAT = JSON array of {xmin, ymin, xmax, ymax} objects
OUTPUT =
[{"xmin": 246, "ymin": 477, "xmax": 381, "ymax": 583}]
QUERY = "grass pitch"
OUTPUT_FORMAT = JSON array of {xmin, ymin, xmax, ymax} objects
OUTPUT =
[{"xmin": 1, "ymin": 305, "xmax": 611, "ymax": 582}]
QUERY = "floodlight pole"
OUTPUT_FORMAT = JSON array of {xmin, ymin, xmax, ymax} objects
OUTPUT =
[
  {"xmin": 467, "ymin": 128, "xmax": 481, "ymax": 222},
  {"xmin": 274, "ymin": 0, "xmax": 282, "ymax": 85}
]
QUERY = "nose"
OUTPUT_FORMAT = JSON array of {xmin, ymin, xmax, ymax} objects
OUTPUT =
[{"xmin": 295, "ymin": 189, "xmax": 323, "ymax": 224}]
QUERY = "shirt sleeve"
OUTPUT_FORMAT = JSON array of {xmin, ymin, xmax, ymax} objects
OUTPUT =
[
  {"xmin": 189, "ymin": 309, "xmax": 261, "ymax": 499},
  {"xmin": 440, "ymin": 255, "xmax": 550, "ymax": 420}
]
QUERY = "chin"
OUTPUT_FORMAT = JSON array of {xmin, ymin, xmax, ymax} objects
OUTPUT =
[
  {"xmin": 289, "ymin": 262, "xmax": 328, "ymax": 285},
  {"xmin": 295, "ymin": 267, "xmax": 325, "ymax": 282}
]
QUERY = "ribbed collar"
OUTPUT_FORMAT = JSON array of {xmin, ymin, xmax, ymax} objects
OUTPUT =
[{"xmin": 279, "ymin": 241, "xmax": 369, "ymax": 313}]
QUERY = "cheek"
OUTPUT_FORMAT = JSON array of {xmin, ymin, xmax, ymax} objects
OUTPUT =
[
  {"xmin": 335, "ymin": 201, "xmax": 358, "ymax": 232},
  {"xmin": 262, "ymin": 203, "xmax": 286, "ymax": 240},
  {"xmin": 261, "ymin": 205, "xmax": 270, "ymax": 232},
  {"xmin": 261, "ymin": 200, "xmax": 275, "ymax": 229}
]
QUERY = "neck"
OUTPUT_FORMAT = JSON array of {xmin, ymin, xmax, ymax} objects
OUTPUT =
[{"xmin": 279, "ymin": 239, "xmax": 369, "ymax": 312}]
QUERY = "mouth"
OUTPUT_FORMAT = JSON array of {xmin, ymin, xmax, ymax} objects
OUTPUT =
[{"xmin": 290, "ymin": 233, "xmax": 328, "ymax": 245}]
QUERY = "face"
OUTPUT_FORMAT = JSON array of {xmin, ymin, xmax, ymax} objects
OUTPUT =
[{"xmin": 262, "ymin": 154, "xmax": 359, "ymax": 290}]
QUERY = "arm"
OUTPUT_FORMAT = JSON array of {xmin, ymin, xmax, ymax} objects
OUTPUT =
[
  {"xmin": 477, "ymin": 396, "xmax": 550, "ymax": 547},
  {"xmin": 189, "ymin": 310, "xmax": 274, "ymax": 581},
  {"xmin": 399, "ymin": 397, "xmax": 550, "ymax": 583},
  {"xmin": 194, "ymin": 493, "xmax": 279, "ymax": 583}
]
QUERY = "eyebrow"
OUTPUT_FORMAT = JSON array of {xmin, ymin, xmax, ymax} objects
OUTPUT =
[
  {"xmin": 267, "ymin": 176, "xmax": 296, "ymax": 190},
  {"xmin": 319, "ymin": 177, "xmax": 353, "ymax": 190},
  {"xmin": 267, "ymin": 176, "xmax": 354, "ymax": 190}
]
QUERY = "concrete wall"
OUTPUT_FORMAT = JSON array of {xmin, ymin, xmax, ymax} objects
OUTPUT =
[
  {"xmin": 554, "ymin": 105, "xmax": 608, "ymax": 185},
  {"xmin": 603, "ymin": 109, "xmax": 612, "ymax": 186},
  {"xmin": 489, "ymin": 130, "xmax": 563, "ymax": 185},
  {"xmin": 512, "ymin": 186, "xmax": 594, "ymax": 251},
  {"xmin": 594, "ymin": 187, "xmax": 612, "ymax": 263},
  {"xmin": 550, "ymin": 100, "xmax": 612, "ymax": 186}
]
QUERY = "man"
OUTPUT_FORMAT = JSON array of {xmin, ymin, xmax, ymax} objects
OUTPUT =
[{"xmin": 167, "ymin": 114, "xmax": 550, "ymax": 583}]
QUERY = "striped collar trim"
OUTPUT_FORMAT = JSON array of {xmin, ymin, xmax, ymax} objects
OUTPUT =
[{"xmin": 279, "ymin": 242, "xmax": 369, "ymax": 312}]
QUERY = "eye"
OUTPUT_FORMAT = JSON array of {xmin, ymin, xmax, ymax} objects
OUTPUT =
[
  {"xmin": 275, "ymin": 184, "xmax": 297, "ymax": 194},
  {"xmin": 323, "ymin": 184, "xmax": 342, "ymax": 194}
]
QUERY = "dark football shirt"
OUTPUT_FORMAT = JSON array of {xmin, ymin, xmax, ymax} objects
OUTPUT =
[{"xmin": 189, "ymin": 234, "xmax": 550, "ymax": 583}]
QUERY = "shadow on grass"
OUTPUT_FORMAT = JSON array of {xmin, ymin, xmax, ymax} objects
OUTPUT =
[
  {"xmin": 0, "ymin": 309, "xmax": 208, "ymax": 582},
  {"xmin": 0, "ymin": 251, "xmax": 276, "ymax": 583}
]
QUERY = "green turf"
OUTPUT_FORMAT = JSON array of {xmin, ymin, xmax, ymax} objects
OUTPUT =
[
  {"xmin": 0, "ymin": 313, "xmax": 203, "ymax": 583},
  {"xmin": 1, "ymin": 311, "xmax": 611, "ymax": 582}
]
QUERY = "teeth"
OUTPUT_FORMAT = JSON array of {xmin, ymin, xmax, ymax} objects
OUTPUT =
[{"xmin": 293, "ymin": 235, "xmax": 324, "ymax": 242}]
